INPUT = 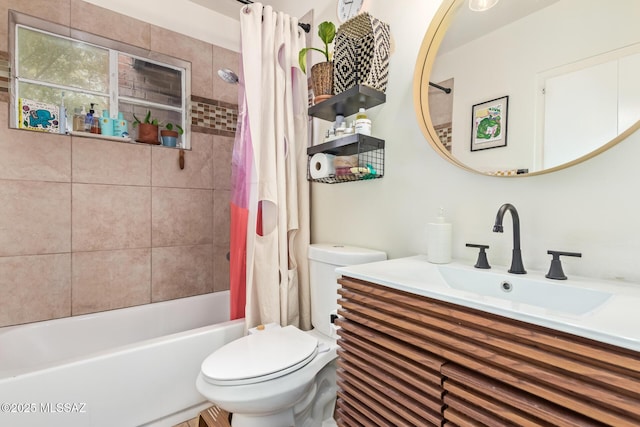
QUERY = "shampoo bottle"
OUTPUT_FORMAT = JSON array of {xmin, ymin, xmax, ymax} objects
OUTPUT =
[
  {"xmin": 84, "ymin": 103, "xmax": 96, "ymax": 132},
  {"xmin": 427, "ymin": 207, "xmax": 452, "ymax": 264},
  {"xmin": 355, "ymin": 107, "xmax": 371, "ymax": 135}
]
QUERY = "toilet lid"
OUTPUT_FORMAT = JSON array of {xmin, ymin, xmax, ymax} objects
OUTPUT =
[{"xmin": 201, "ymin": 325, "xmax": 319, "ymax": 386}]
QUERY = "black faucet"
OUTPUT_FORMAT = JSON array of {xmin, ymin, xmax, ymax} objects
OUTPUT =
[{"xmin": 493, "ymin": 203, "xmax": 526, "ymax": 274}]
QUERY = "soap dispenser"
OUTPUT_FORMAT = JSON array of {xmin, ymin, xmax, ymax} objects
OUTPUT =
[{"xmin": 427, "ymin": 207, "xmax": 452, "ymax": 264}]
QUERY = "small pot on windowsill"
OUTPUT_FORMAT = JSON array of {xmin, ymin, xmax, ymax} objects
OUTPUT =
[
  {"xmin": 137, "ymin": 123, "xmax": 160, "ymax": 144},
  {"xmin": 161, "ymin": 123, "xmax": 183, "ymax": 148},
  {"xmin": 160, "ymin": 130, "xmax": 178, "ymax": 147}
]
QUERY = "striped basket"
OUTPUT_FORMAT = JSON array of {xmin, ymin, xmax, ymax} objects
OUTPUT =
[{"xmin": 333, "ymin": 13, "xmax": 391, "ymax": 94}]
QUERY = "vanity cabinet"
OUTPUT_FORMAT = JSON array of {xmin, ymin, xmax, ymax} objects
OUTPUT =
[
  {"xmin": 307, "ymin": 85, "xmax": 385, "ymax": 184},
  {"xmin": 335, "ymin": 276, "xmax": 640, "ymax": 426}
]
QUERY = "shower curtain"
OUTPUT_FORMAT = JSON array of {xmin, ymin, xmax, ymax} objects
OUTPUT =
[{"xmin": 230, "ymin": 3, "xmax": 311, "ymax": 330}]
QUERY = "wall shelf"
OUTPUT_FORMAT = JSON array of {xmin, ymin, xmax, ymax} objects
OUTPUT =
[
  {"xmin": 308, "ymin": 85, "xmax": 386, "ymax": 122},
  {"xmin": 307, "ymin": 134, "xmax": 385, "ymax": 184},
  {"xmin": 307, "ymin": 85, "xmax": 386, "ymax": 184}
]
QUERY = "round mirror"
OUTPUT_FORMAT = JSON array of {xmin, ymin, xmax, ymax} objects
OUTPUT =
[{"xmin": 414, "ymin": 0, "xmax": 640, "ymax": 177}]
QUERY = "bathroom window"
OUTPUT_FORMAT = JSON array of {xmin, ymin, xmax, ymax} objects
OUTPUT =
[{"xmin": 11, "ymin": 12, "xmax": 191, "ymax": 147}]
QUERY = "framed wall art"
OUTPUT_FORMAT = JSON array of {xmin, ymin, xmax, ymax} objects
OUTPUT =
[{"xmin": 471, "ymin": 95, "xmax": 508, "ymax": 151}]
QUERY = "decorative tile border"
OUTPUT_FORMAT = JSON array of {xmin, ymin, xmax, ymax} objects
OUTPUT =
[
  {"xmin": 434, "ymin": 122, "xmax": 452, "ymax": 152},
  {"xmin": 0, "ymin": 51, "xmax": 9, "ymax": 102},
  {"xmin": 191, "ymin": 95, "xmax": 237, "ymax": 138}
]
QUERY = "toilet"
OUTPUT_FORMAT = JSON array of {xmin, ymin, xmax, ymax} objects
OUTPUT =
[{"xmin": 196, "ymin": 243, "xmax": 386, "ymax": 427}]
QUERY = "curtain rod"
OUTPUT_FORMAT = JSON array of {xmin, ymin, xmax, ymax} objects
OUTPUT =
[
  {"xmin": 237, "ymin": 0, "xmax": 311, "ymax": 33},
  {"xmin": 429, "ymin": 82, "xmax": 451, "ymax": 94}
]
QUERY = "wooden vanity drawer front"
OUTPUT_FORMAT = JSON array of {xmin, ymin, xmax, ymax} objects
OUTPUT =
[
  {"xmin": 337, "ymin": 277, "xmax": 640, "ymax": 426},
  {"xmin": 335, "ymin": 318, "xmax": 445, "ymax": 425},
  {"xmin": 442, "ymin": 364, "xmax": 603, "ymax": 427}
]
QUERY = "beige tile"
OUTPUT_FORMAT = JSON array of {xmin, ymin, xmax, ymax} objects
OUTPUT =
[
  {"xmin": 213, "ymin": 189, "xmax": 230, "ymax": 245},
  {"xmin": 0, "ymin": 0, "xmax": 71, "ymax": 51},
  {"xmin": 72, "ymin": 184, "xmax": 151, "ymax": 251},
  {"xmin": 213, "ymin": 245, "xmax": 230, "ymax": 292},
  {"xmin": 152, "ymin": 133, "xmax": 213, "ymax": 189},
  {"xmin": 152, "ymin": 187, "xmax": 213, "ymax": 247},
  {"xmin": 0, "ymin": 102, "xmax": 71, "ymax": 182},
  {"xmin": 72, "ymin": 248, "xmax": 151, "ymax": 315},
  {"xmin": 0, "ymin": 254, "xmax": 71, "ymax": 327},
  {"xmin": 212, "ymin": 134, "xmax": 233, "ymax": 190},
  {"xmin": 0, "ymin": 180, "xmax": 71, "ymax": 256},
  {"xmin": 72, "ymin": 136, "xmax": 151, "ymax": 186},
  {"xmin": 152, "ymin": 244, "xmax": 213, "ymax": 302},
  {"xmin": 150, "ymin": 26, "xmax": 213, "ymax": 99},
  {"xmin": 70, "ymin": 0, "xmax": 150, "ymax": 50},
  {"xmin": 212, "ymin": 46, "xmax": 240, "ymax": 105}
]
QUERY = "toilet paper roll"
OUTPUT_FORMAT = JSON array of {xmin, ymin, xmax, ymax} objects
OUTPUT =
[{"xmin": 309, "ymin": 153, "xmax": 336, "ymax": 179}]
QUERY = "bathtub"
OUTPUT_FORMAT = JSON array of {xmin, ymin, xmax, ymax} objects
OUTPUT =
[{"xmin": 0, "ymin": 292, "xmax": 245, "ymax": 427}]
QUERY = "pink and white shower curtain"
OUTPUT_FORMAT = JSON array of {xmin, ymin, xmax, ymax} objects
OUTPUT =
[{"xmin": 230, "ymin": 3, "xmax": 311, "ymax": 330}]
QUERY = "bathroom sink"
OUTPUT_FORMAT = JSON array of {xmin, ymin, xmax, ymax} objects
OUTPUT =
[
  {"xmin": 336, "ymin": 256, "xmax": 640, "ymax": 351},
  {"xmin": 437, "ymin": 264, "xmax": 612, "ymax": 315}
]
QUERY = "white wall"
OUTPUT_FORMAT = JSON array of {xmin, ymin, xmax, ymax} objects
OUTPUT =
[
  {"xmin": 83, "ymin": 0, "xmax": 241, "ymax": 51},
  {"xmin": 106, "ymin": 0, "xmax": 640, "ymax": 285}
]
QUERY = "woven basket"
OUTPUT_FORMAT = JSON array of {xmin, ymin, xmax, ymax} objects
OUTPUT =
[
  {"xmin": 333, "ymin": 13, "xmax": 391, "ymax": 94},
  {"xmin": 311, "ymin": 61, "xmax": 334, "ymax": 99}
]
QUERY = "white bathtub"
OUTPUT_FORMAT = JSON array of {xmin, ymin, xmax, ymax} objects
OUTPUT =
[{"xmin": 0, "ymin": 292, "xmax": 244, "ymax": 427}]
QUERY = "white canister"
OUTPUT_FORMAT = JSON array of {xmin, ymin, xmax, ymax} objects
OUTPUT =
[
  {"xmin": 355, "ymin": 118, "xmax": 372, "ymax": 136},
  {"xmin": 427, "ymin": 208, "xmax": 452, "ymax": 264}
]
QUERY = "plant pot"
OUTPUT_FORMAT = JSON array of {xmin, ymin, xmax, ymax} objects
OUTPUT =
[
  {"xmin": 137, "ymin": 123, "xmax": 159, "ymax": 144},
  {"xmin": 160, "ymin": 130, "xmax": 179, "ymax": 147},
  {"xmin": 311, "ymin": 61, "xmax": 334, "ymax": 104}
]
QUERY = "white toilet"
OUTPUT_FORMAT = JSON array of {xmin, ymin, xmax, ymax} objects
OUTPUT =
[{"xmin": 196, "ymin": 243, "xmax": 386, "ymax": 427}]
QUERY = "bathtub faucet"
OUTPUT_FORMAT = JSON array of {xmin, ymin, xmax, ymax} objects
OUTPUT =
[{"xmin": 493, "ymin": 203, "xmax": 526, "ymax": 274}]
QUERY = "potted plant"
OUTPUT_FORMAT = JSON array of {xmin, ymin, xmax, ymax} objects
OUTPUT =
[
  {"xmin": 298, "ymin": 21, "xmax": 336, "ymax": 104},
  {"xmin": 160, "ymin": 123, "xmax": 184, "ymax": 148},
  {"xmin": 132, "ymin": 111, "xmax": 159, "ymax": 144}
]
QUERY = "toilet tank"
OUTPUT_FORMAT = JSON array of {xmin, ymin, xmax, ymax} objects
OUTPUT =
[{"xmin": 308, "ymin": 244, "xmax": 387, "ymax": 337}]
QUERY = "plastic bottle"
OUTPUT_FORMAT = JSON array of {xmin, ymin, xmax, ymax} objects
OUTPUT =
[
  {"xmin": 58, "ymin": 92, "xmax": 67, "ymax": 134},
  {"xmin": 114, "ymin": 112, "xmax": 128, "ymax": 137},
  {"xmin": 355, "ymin": 107, "xmax": 372, "ymax": 136},
  {"xmin": 72, "ymin": 108, "xmax": 83, "ymax": 132},
  {"xmin": 427, "ymin": 207, "xmax": 452, "ymax": 264},
  {"xmin": 84, "ymin": 103, "xmax": 96, "ymax": 132},
  {"xmin": 91, "ymin": 115, "xmax": 100, "ymax": 134}
]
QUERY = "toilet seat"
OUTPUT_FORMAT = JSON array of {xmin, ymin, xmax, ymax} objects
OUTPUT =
[{"xmin": 201, "ymin": 325, "xmax": 319, "ymax": 386}]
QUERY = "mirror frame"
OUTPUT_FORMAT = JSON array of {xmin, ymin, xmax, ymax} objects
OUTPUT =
[{"xmin": 413, "ymin": 0, "xmax": 640, "ymax": 177}]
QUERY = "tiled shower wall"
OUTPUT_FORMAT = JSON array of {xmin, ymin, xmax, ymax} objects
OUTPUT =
[{"xmin": 0, "ymin": 0, "xmax": 239, "ymax": 327}]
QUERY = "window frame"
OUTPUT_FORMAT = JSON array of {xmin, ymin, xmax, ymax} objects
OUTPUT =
[{"xmin": 9, "ymin": 11, "xmax": 192, "ymax": 149}]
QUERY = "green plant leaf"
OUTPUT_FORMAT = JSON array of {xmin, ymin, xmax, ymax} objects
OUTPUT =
[
  {"xmin": 144, "ymin": 110, "xmax": 151, "ymax": 124},
  {"xmin": 176, "ymin": 125, "xmax": 184, "ymax": 135},
  {"xmin": 318, "ymin": 21, "xmax": 336, "ymax": 46},
  {"xmin": 132, "ymin": 113, "xmax": 141, "ymax": 127},
  {"xmin": 298, "ymin": 21, "xmax": 336, "ymax": 73},
  {"xmin": 165, "ymin": 123, "xmax": 173, "ymax": 131}
]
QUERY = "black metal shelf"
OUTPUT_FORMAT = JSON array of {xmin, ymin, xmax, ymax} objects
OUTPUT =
[
  {"xmin": 307, "ymin": 134, "xmax": 384, "ymax": 156},
  {"xmin": 307, "ymin": 134, "xmax": 384, "ymax": 184},
  {"xmin": 307, "ymin": 86, "xmax": 386, "ymax": 184},
  {"xmin": 308, "ymin": 85, "xmax": 386, "ymax": 121}
]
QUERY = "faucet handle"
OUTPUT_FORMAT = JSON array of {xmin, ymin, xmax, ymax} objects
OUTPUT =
[
  {"xmin": 466, "ymin": 243, "xmax": 491, "ymax": 269},
  {"xmin": 545, "ymin": 250, "xmax": 582, "ymax": 280}
]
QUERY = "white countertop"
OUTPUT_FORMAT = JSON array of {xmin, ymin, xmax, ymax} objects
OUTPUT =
[{"xmin": 336, "ymin": 256, "xmax": 640, "ymax": 352}]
